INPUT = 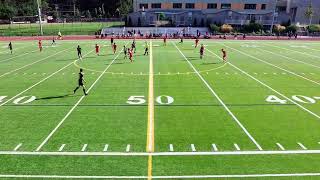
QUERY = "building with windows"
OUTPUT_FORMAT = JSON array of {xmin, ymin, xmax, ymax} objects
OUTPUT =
[{"xmin": 127, "ymin": 0, "xmax": 320, "ymax": 28}]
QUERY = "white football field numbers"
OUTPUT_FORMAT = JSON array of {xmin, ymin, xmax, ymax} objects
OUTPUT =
[
  {"xmin": 127, "ymin": 95, "xmax": 174, "ymax": 105},
  {"xmin": 0, "ymin": 96, "xmax": 37, "ymax": 105},
  {"xmin": 266, "ymin": 95, "xmax": 320, "ymax": 104}
]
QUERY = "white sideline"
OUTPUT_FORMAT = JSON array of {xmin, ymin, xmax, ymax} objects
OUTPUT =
[
  {"xmin": 222, "ymin": 43, "xmax": 320, "ymax": 86},
  {"xmin": 206, "ymin": 49, "xmax": 320, "ymax": 120},
  {"xmin": 1, "ymin": 173, "xmax": 320, "ymax": 179},
  {"xmin": 4, "ymin": 149, "xmax": 320, "ymax": 156},
  {"xmin": 173, "ymin": 42, "xmax": 263, "ymax": 151},
  {"xmin": 0, "ymin": 50, "xmax": 94, "ymax": 108},
  {"xmin": 0, "ymin": 48, "xmax": 72, "ymax": 78},
  {"xmin": 35, "ymin": 47, "xmax": 125, "ymax": 152},
  {"xmin": 258, "ymin": 48, "xmax": 320, "ymax": 69}
]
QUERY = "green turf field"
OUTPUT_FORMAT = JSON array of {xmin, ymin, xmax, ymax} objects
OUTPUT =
[
  {"xmin": 0, "ymin": 22, "xmax": 124, "ymax": 36},
  {"xmin": 1, "ymin": 39, "xmax": 320, "ymax": 179}
]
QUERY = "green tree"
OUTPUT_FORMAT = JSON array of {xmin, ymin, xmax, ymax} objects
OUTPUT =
[{"xmin": 305, "ymin": 3, "xmax": 313, "ymax": 25}]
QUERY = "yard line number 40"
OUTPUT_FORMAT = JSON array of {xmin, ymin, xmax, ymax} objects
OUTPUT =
[
  {"xmin": 127, "ymin": 95, "xmax": 174, "ymax": 105},
  {"xmin": 266, "ymin": 95, "xmax": 320, "ymax": 104}
]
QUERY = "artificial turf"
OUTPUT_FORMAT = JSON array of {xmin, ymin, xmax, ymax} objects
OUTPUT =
[{"xmin": 0, "ymin": 39, "xmax": 320, "ymax": 178}]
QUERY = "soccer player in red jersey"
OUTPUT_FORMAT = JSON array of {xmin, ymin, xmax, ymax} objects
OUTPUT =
[
  {"xmin": 221, "ymin": 48, "xmax": 227, "ymax": 62},
  {"xmin": 38, "ymin": 40, "xmax": 43, "ymax": 52},
  {"xmin": 163, "ymin": 36, "xmax": 167, "ymax": 46},
  {"xmin": 195, "ymin": 38, "xmax": 199, "ymax": 48},
  {"xmin": 95, "ymin": 44, "xmax": 100, "ymax": 56},
  {"xmin": 113, "ymin": 43, "xmax": 117, "ymax": 54},
  {"xmin": 129, "ymin": 48, "xmax": 133, "ymax": 62},
  {"xmin": 200, "ymin": 44, "xmax": 205, "ymax": 59}
]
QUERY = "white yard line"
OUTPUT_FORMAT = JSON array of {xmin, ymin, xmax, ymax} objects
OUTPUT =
[
  {"xmin": 276, "ymin": 143, "xmax": 285, "ymax": 151},
  {"xmin": 258, "ymin": 48, "xmax": 320, "ymax": 69},
  {"xmin": 35, "ymin": 48, "xmax": 124, "ymax": 152},
  {"xmin": 212, "ymin": 144, "xmax": 218, "ymax": 151},
  {"xmin": 0, "ymin": 50, "xmax": 94, "ymax": 108},
  {"xmin": 13, "ymin": 143, "xmax": 22, "ymax": 151},
  {"xmin": 297, "ymin": 142, "xmax": 307, "ymax": 150},
  {"xmin": 173, "ymin": 42, "xmax": 262, "ymax": 151},
  {"xmin": 1, "ymin": 173, "xmax": 320, "ymax": 179},
  {"xmin": 0, "ymin": 48, "xmax": 72, "ymax": 78},
  {"xmin": 4, "ymin": 149, "xmax": 320, "ymax": 156},
  {"xmin": 206, "ymin": 49, "xmax": 320, "ymax": 120},
  {"xmin": 222, "ymin": 43, "xmax": 320, "ymax": 86}
]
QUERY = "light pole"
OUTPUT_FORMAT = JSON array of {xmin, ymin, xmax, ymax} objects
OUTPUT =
[{"xmin": 36, "ymin": 0, "xmax": 43, "ymax": 35}]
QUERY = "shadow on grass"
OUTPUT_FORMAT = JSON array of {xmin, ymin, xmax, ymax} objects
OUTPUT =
[{"xmin": 36, "ymin": 94, "xmax": 80, "ymax": 100}]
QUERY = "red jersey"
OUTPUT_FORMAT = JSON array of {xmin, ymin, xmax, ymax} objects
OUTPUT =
[
  {"xmin": 129, "ymin": 49, "xmax": 133, "ymax": 57},
  {"xmin": 113, "ymin": 44, "xmax": 117, "ymax": 50},
  {"xmin": 38, "ymin": 41, "xmax": 42, "ymax": 47},
  {"xmin": 195, "ymin": 39, "xmax": 199, "ymax": 44},
  {"xmin": 95, "ymin": 45, "xmax": 99, "ymax": 52}
]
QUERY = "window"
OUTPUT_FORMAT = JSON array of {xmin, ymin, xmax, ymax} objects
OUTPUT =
[
  {"xmin": 186, "ymin": 3, "xmax": 195, "ymax": 9},
  {"xmin": 244, "ymin": 4, "xmax": 257, "ymax": 10},
  {"xmin": 221, "ymin": 3, "xmax": 231, "ymax": 9},
  {"xmin": 151, "ymin": 3, "xmax": 161, "ymax": 9},
  {"xmin": 277, "ymin": 6, "xmax": 286, "ymax": 12},
  {"xmin": 261, "ymin": 4, "xmax": 266, "ymax": 10},
  {"xmin": 173, "ymin": 3, "xmax": 182, "ymax": 9},
  {"xmin": 140, "ymin": 3, "xmax": 148, "ymax": 9},
  {"xmin": 207, "ymin": 3, "xmax": 217, "ymax": 9}
]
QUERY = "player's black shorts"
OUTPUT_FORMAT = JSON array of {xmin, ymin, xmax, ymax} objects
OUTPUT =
[{"xmin": 78, "ymin": 80, "xmax": 84, "ymax": 86}]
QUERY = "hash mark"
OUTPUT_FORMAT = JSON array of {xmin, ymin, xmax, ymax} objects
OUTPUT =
[
  {"xmin": 212, "ymin": 144, "xmax": 218, "ymax": 151},
  {"xmin": 234, "ymin": 144, "xmax": 240, "ymax": 151},
  {"xmin": 81, "ymin": 144, "xmax": 88, "ymax": 152},
  {"xmin": 169, "ymin": 144, "xmax": 174, "ymax": 152},
  {"xmin": 58, "ymin": 144, "xmax": 66, "ymax": 152},
  {"xmin": 276, "ymin": 143, "xmax": 285, "ymax": 151}
]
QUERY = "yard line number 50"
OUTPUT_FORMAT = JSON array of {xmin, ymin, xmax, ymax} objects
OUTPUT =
[{"xmin": 126, "ymin": 95, "xmax": 174, "ymax": 105}]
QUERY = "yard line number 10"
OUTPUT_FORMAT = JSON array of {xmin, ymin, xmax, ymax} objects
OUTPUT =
[{"xmin": 127, "ymin": 95, "xmax": 174, "ymax": 105}]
